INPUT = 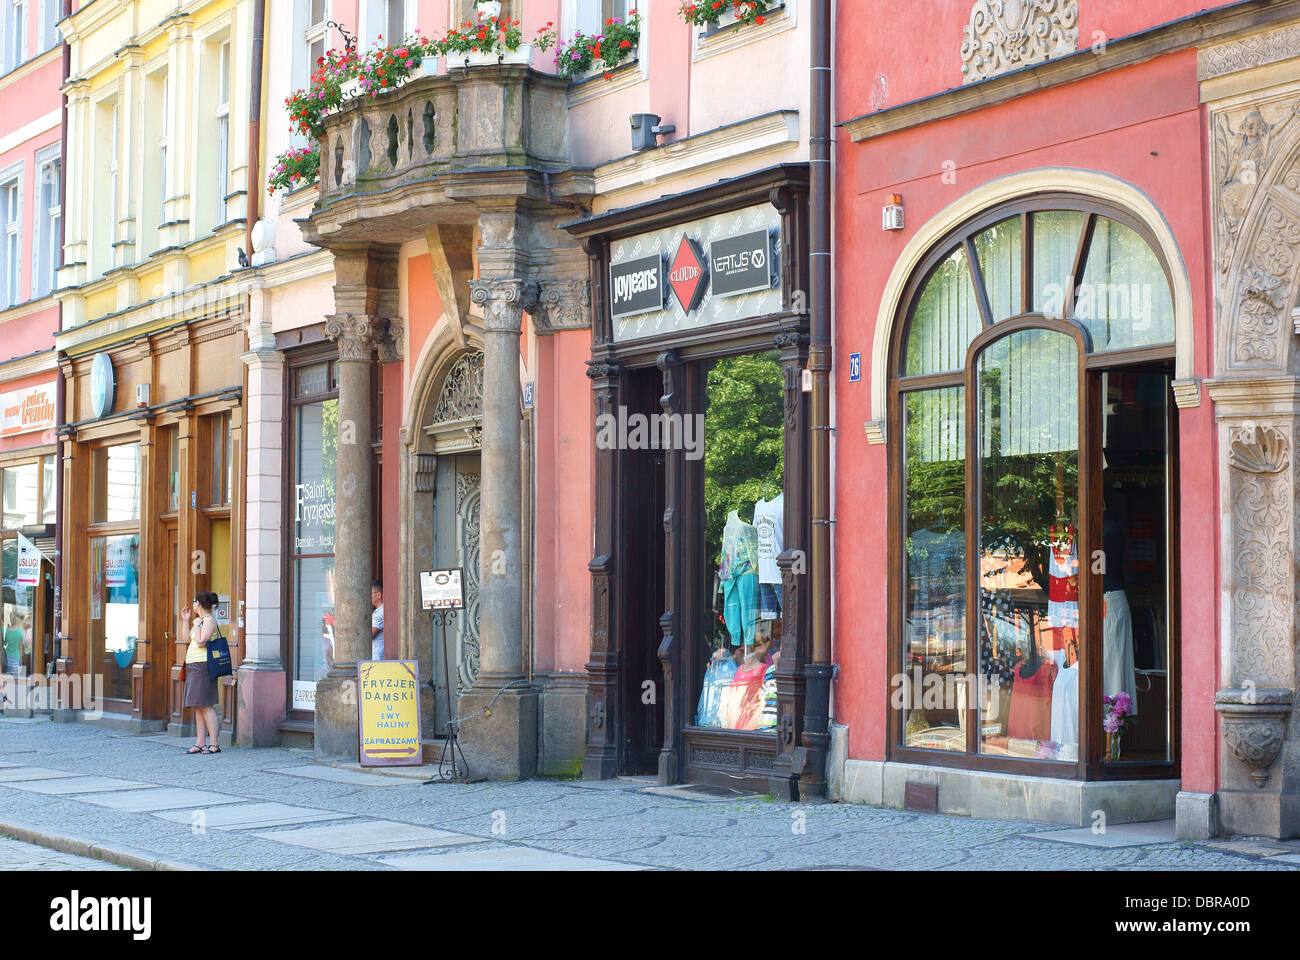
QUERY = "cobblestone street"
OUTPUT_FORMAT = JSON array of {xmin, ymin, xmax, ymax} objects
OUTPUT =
[{"xmin": 0, "ymin": 718, "xmax": 1293, "ymax": 871}]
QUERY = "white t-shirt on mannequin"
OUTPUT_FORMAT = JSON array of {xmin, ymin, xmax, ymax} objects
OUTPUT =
[{"xmin": 754, "ymin": 494, "xmax": 784, "ymax": 585}]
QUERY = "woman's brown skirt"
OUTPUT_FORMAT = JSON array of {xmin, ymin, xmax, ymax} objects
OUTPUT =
[{"xmin": 183, "ymin": 660, "xmax": 219, "ymax": 708}]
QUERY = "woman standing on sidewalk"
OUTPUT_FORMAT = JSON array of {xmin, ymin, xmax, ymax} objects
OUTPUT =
[{"xmin": 181, "ymin": 591, "xmax": 223, "ymax": 755}]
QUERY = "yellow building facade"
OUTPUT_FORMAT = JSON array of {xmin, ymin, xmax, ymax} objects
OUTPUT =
[{"xmin": 54, "ymin": 0, "xmax": 253, "ymax": 735}]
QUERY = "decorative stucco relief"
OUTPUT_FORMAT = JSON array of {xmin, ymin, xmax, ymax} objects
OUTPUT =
[
  {"xmin": 1228, "ymin": 424, "xmax": 1293, "ymax": 688},
  {"xmin": 1200, "ymin": 25, "xmax": 1300, "ymax": 81},
  {"xmin": 960, "ymin": 0, "xmax": 1078, "ymax": 85},
  {"xmin": 1210, "ymin": 94, "xmax": 1300, "ymax": 371}
]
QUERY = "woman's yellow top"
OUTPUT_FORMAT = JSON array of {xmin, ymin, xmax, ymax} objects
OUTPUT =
[{"xmin": 185, "ymin": 616, "xmax": 214, "ymax": 664}]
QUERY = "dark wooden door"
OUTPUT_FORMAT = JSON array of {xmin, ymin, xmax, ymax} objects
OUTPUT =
[{"xmin": 620, "ymin": 366, "xmax": 666, "ymax": 775}]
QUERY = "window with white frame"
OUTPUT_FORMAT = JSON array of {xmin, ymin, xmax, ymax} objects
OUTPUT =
[
  {"xmin": 572, "ymin": 0, "xmax": 628, "ymax": 37},
  {"xmin": 158, "ymin": 78, "xmax": 168, "ymax": 228},
  {"xmin": 453, "ymin": 1, "xmax": 515, "ymax": 27},
  {"xmin": 5, "ymin": 0, "xmax": 27, "ymax": 72},
  {"xmin": 307, "ymin": 0, "xmax": 329, "ymax": 68},
  {"xmin": 215, "ymin": 41, "xmax": 230, "ymax": 227},
  {"xmin": 32, "ymin": 151, "xmax": 58, "ymax": 299},
  {"xmin": 108, "ymin": 101, "xmax": 120, "ymax": 268},
  {"xmin": 1, "ymin": 172, "xmax": 20, "ymax": 307},
  {"xmin": 387, "ymin": 0, "xmax": 403, "ymax": 42},
  {"xmin": 39, "ymin": 0, "xmax": 57, "ymax": 52}
]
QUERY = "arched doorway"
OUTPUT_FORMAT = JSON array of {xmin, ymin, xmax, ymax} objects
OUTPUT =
[{"xmin": 412, "ymin": 349, "xmax": 484, "ymax": 734}]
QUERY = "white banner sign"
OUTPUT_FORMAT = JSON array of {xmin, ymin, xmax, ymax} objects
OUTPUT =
[
  {"xmin": 0, "ymin": 382, "xmax": 56, "ymax": 439},
  {"xmin": 15, "ymin": 533, "xmax": 41, "ymax": 588}
]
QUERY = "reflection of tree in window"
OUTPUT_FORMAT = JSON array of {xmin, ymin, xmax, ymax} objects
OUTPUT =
[{"xmin": 703, "ymin": 351, "xmax": 784, "ymax": 570}]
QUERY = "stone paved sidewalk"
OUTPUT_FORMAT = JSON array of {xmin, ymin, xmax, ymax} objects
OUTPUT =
[
  {"xmin": 0, "ymin": 717, "xmax": 1294, "ymax": 871},
  {"xmin": 0, "ymin": 836, "xmax": 127, "ymax": 871}
]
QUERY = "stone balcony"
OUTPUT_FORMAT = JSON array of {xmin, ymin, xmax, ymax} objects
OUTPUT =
[{"xmin": 306, "ymin": 64, "xmax": 590, "ymax": 247}]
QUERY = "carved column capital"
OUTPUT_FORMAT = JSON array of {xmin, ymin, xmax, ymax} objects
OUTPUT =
[
  {"xmin": 470, "ymin": 278, "xmax": 539, "ymax": 333},
  {"xmin": 534, "ymin": 278, "xmax": 592, "ymax": 334},
  {"xmin": 324, "ymin": 314, "xmax": 381, "ymax": 361},
  {"xmin": 376, "ymin": 319, "xmax": 404, "ymax": 363}
]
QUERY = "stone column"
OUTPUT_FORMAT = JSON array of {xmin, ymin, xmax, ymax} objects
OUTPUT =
[
  {"xmin": 314, "ymin": 312, "xmax": 378, "ymax": 761},
  {"xmin": 456, "ymin": 274, "xmax": 539, "ymax": 779},
  {"xmin": 237, "ymin": 283, "xmax": 287, "ymax": 746}
]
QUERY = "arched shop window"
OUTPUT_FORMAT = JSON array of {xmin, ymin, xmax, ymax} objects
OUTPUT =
[{"xmin": 891, "ymin": 197, "xmax": 1178, "ymax": 776}]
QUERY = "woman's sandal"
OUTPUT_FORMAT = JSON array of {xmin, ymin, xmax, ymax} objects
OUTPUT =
[
  {"xmin": 203, "ymin": 745, "xmax": 222, "ymax": 754},
  {"xmin": 185, "ymin": 745, "xmax": 206, "ymax": 755}
]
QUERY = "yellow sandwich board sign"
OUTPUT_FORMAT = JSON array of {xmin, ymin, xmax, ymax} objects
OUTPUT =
[{"xmin": 357, "ymin": 660, "xmax": 423, "ymax": 766}]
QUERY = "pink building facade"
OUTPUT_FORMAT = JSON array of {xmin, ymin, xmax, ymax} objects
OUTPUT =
[
  {"xmin": 0, "ymin": 0, "xmax": 65, "ymax": 703},
  {"xmin": 830, "ymin": 0, "xmax": 1300, "ymax": 838}
]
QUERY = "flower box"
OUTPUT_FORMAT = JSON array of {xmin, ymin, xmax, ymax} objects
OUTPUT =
[{"xmin": 452, "ymin": 43, "xmax": 533, "ymax": 71}]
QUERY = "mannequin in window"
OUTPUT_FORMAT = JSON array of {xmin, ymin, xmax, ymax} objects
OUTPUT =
[
  {"xmin": 1103, "ymin": 485, "xmax": 1137, "ymax": 714},
  {"xmin": 719, "ymin": 510, "xmax": 759, "ymax": 648}
]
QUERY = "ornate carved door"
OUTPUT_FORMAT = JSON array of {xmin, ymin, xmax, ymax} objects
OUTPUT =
[{"xmin": 455, "ymin": 467, "xmax": 481, "ymax": 695}]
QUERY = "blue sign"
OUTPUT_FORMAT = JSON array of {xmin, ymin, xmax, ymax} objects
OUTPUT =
[
  {"xmin": 89, "ymin": 353, "xmax": 116, "ymax": 418},
  {"xmin": 849, "ymin": 352, "xmax": 862, "ymax": 383}
]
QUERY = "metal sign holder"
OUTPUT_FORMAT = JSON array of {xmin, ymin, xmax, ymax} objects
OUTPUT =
[{"xmin": 419, "ymin": 568, "xmax": 479, "ymax": 784}]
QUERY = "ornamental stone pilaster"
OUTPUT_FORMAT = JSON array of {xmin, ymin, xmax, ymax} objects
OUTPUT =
[
  {"xmin": 313, "ymin": 313, "xmax": 380, "ymax": 761},
  {"xmin": 455, "ymin": 276, "xmax": 539, "ymax": 780}
]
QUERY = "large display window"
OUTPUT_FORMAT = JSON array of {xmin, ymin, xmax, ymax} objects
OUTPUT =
[
  {"xmin": 891, "ymin": 198, "xmax": 1178, "ymax": 777},
  {"xmin": 695, "ymin": 350, "xmax": 785, "ymax": 734},
  {"xmin": 287, "ymin": 357, "xmax": 339, "ymax": 713}
]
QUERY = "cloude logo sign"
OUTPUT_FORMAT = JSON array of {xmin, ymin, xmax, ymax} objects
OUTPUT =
[{"xmin": 50, "ymin": 891, "xmax": 151, "ymax": 941}]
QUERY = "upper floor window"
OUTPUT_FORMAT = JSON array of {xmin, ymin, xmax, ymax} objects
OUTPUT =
[
  {"xmin": 306, "ymin": 0, "xmax": 329, "ymax": 70},
  {"xmin": 32, "ymin": 151, "xmax": 58, "ymax": 300},
  {"xmin": 571, "ymin": 0, "xmax": 628, "ymax": 37},
  {"xmin": 453, "ymin": 0, "xmax": 514, "ymax": 26},
  {"xmin": 4, "ymin": 0, "xmax": 26, "ymax": 72},
  {"xmin": 215, "ymin": 41, "xmax": 231, "ymax": 227},
  {"xmin": 39, "ymin": 0, "xmax": 56, "ymax": 52},
  {"xmin": 1, "ymin": 171, "xmax": 20, "ymax": 308},
  {"xmin": 386, "ymin": 0, "xmax": 404, "ymax": 41}
]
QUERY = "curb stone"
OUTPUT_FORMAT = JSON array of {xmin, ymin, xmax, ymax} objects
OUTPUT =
[{"xmin": 0, "ymin": 819, "xmax": 209, "ymax": 871}]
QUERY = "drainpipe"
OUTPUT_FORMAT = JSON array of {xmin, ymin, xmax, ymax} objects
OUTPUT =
[
  {"xmin": 246, "ymin": 0, "xmax": 266, "ymax": 257},
  {"xmin": 800, "ymin": 0, "xmax": 834, "ymax": 802},
  {"xmin": 53, "ymin": 0, "xmax": 71, "ymax": 674}
]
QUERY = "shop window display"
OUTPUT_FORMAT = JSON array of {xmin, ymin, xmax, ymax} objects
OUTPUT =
[
  {"xmin": 290, "ymin": 361, "xmax": 339, "ymax": 703},
  {"xmin": 695, "ymin": 350, "xmax": 784, "ymax": 732},
  {"xmin": 1, "ymin": 539, "xmax": 32, "ymax": 676},
  {"xmin": 894, "ymin": 200, "xmax": 1176, "ymax": 772},
  {"xmin": 89, "ymin": 534, "xmax": 140, "ymax": 700}
]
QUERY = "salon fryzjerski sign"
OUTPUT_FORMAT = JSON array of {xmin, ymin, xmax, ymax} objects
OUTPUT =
[{"xmin": 608, "ymin": 202, "xmax": 782, "ymax": 342}]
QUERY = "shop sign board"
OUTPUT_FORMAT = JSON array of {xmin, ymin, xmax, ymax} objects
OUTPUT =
[
  {"xmin": 709, "ymin": 228, "xmax": 777, "ymax": 299},
  {"xmin": 357, "ymin": 659, "xmax": 423, "ymax": 766},
  {"xmin": 668, "ymin": 236, "xmax": 708, "ymax": 314},
  {"xmin": 420, "ymin": 568, "xmax": 464, "ymax": 610},
  {"xmin": 608, "ymin": 253, "xmax": 666, "ymax": 321},
  {"xmin": 90, "ymin": 353, "xmax": 116, "ymax": 419},
  {"xmin": 0, "ymin": 382, "xmax": 56, "ymax": 438},
  {"xmin": 15, "ymin": 534, "xmax": 41, "ymax": 588},
  {"xmin": 608, "ymin": 202, "xmax": 783, "ymax": 343}
]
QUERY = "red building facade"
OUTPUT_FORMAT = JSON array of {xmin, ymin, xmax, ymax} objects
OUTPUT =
[{"xmin": 830, "ymin": 0, "xmax": 1300, "ymax": 838}]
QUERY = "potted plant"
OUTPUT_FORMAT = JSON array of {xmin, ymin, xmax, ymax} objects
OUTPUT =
[
  {"xmin": 553, "ymin": 10, "xmax": 640, "ymax": 80},
  {"xmin": 268, "ymin": 144, "xmax": 321, "ymax": 193},
  {"xmin": 443, "ymin": 13, "xmax": 535, "ymax": 70},
  {"xmin": 679, "ymin": 0, "xmax": 774, "ymax": 29}
]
